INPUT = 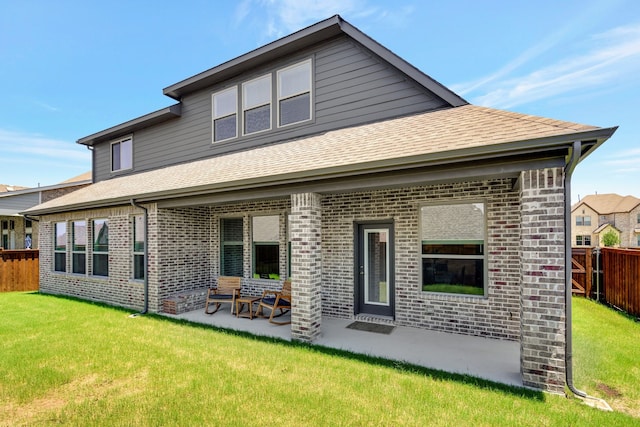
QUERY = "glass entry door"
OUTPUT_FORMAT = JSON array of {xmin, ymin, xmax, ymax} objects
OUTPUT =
[{"xmin": 356, "ymin": 223, "xmax": 394, "ymax": 317}]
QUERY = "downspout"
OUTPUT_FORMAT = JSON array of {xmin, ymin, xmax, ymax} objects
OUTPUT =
[
  {"xmin": 131, "ymin": 199, "xmax": 149, "ymax": 314},
  {"xmin": 565, "ymin": 143, "xmax": 612, "ymax": 410},
  {"xmin": 564, "ymin": 140, "xmax": 587, "ymax": 398}
]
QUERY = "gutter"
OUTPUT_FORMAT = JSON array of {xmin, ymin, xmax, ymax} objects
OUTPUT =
[
  {"xmin": 130, "ymin": 199, "xmax": 149, "ymax": 315},
  {"xmin": 564, "ymin": 141, "xmax": 611, "ymax": 410}
]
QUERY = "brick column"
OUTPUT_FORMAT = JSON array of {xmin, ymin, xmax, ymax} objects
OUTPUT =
[
  {"xmin": 519, "ymin": 168, "xmax": 566, "ymax": 393},
  {"xmin": 290, "ymin": 192, "xmax": 322, "ymax": 342}
]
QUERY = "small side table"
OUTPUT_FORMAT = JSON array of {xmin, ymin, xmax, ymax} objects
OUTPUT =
[{"xmin": 235, "ymin": 296, "xmax": 261, "ymax": 319}]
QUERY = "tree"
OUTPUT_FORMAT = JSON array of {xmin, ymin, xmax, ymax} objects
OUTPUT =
[{"xmin": 602, "ymin": 229, "xmax": 620, "ymax": 247}]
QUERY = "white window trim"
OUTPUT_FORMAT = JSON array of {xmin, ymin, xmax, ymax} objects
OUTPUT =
[
  {"xmin": 276, "ymin": 59, "xmax": 313, "ymax": 129},
  {"xmin": 212, "ymin": 86, "xmax": 238, "ymax": 143},
  {"xmin": 242, "ymin": 74, "xmax": 272, "ymax": 136},
  {"xmin": 110, "ymin": 135, "xmax": 133, "ymax": 173}
]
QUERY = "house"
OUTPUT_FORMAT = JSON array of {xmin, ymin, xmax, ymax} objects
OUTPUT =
[
  {"xmin": 571, "ymin": 193, "xmax": 640, "ymax": 248},
  {"xmin": 0, "ymin": 172, "xmax": 91, "ymax": 249},
  {"xmin": 23, "ymin": 16, "xmax": 617, "ymax": 393}
]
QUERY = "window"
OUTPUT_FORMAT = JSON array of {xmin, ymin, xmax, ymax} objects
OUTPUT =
[
  {"xmin": 213, "ymin": 87, "xmax": 237, "ymax": 142},
  {"xmin": 221, "ymin": 218, "xmax": 243, "ymax": 276},
  {"xmin": 1, "ymin": 220, "xmax": 15, "ymax": 249},
  {"xmin": 252, "ymin": 215, "xmax": 279, "ymax": 279},
  {"xmin": 72, "ymin": 221, "xmax": 86, "ymax": 274},
  {"xmin": 637, "ymin": 213, "xmax": 640, "ymax": 224},
  {"xmin": 93, "ymin": 219, "xmax": 108, "ymax": 276},
  {"xmin": 576, "ymin": 235, "xmax": 591, "ymax": 246},
  {"xmin": 575, "ymin": 215, "xmax": 591, "ymax": 226},
  {"xmin": 25, "ymin": 219, "xmax": 33, "ymax": 249},
  {"xmin": 637, "ymin": 235, "xmax": 640, "ymax": 247},
  {"xmin": 278, "ymin": 60, "xmax": 311, "ymax": 127},
  {"xmin": 54, "ymin": 222, "xmax": 67, "ymax": 272},
  {"xmin": 111, "ymin": 136, "xmax": 133, "ymax": 172},
  {"xmin": 133, "ymin": 216, "xmax": 145, "ymax": 280},
  {"xmin": 243, "ymin": 75, "xmax": 271, "ymax": 135},
  {"xmin": 421, "ymin": 203, "xmax": 485, "ymax": 296}
]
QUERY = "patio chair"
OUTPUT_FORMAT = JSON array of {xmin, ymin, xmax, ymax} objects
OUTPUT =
[
  {"xmin": 255, "ymin": 279, "xmax": 292, "ymax": 325},
  {"xmin": 204, "ymin": 276, "xmax": 241, "ymax": 315}
]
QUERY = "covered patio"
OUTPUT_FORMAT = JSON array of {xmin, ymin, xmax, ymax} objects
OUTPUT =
[{"xmin": 163, "ymin": 308, "xmax": 523, "ymax": 388}]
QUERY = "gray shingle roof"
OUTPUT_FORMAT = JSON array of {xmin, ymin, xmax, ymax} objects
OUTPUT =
[{"xmin": 25, "ymin": 105, "xmax": 614, "ymax": 215}]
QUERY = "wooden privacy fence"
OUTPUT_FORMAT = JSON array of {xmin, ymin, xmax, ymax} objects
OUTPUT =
[
  {"xmin": 571, "ymin": 247, "xmax": 593, "ymax": 297},
  {"xmin": 572, "ymin": 247, "xmax": 640, "ymax": 318},
  {"xmin": 601, "ymin": 247, "xmax": 640, "ymax": 318},
  {"xmin": 0, "ymin": 250, "xmax": 39, "ymax": 292}
]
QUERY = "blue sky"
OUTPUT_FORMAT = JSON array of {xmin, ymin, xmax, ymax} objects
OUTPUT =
[{"xmin": 1, "ymin": 0, "xmax": 638, "ymax": 203}]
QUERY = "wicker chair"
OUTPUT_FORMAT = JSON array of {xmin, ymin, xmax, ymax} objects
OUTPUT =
[
  {"xmin": 204, "ymin": 276, "xmax": 241, "ymax": 315},
  {"xmin": 256, "ymin": 280, "xmax": 292, "ymax": 325}
]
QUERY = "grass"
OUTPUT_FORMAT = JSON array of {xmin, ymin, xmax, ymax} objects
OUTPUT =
[
  {"xmin": 573, "ymin": 297, "xmax": 640, "ymax": 417},
  {"xmin": 0, "ymin": 293, "xmax": 638, "ymax": 426},
  {"xmin": 422, "ymin": 284, "xmax": 484, "ymax": 295}
]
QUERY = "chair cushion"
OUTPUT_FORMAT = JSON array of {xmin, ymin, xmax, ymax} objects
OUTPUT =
[
  {"xmin": 262, "ymin": 297, "xmax": 290, "ymax": 307},
  {"xmin": 210, "ymin": 294, "xmax": 234, "ymax": 300}
]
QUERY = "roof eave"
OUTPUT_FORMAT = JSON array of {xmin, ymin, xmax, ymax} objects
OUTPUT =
[
  {"xmin": 27, "ymin": 126, "xmax": 615, "ymax": 216},
  {"xmin": 162, "ymin": 15, "xmax": 344, "ymax": 100},
  {"xmin": 77, "ymin": 103, "xmax": 182, "ymax": 146}
]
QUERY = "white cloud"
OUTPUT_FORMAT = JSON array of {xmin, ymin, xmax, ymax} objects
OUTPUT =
[
  {"xmin": 0, "ymin": 129, "xmax": 90, "ymax": 163},
  {"xmin": 466, "ymin": 23, "xmax": 640, "ymax": 109}
]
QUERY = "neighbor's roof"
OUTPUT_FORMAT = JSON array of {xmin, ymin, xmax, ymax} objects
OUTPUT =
[
  {"xmin": 573, "ymin": 193, "xmax": 640, "ymax": 214},
  {"xmin": 0, "ymin": 184, "xmax": 29, "ymax": 193},
  {"xmin": 25, "ymin": 105, "xmax": 616, "ymax": 216},
  {"xmin": 593, "ymin": 223, "xmax": 621, "ymax": 234}
]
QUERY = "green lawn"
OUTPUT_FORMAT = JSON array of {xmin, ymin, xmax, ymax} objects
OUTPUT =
[{"xmin": 0, "ymin": 292, "xmax": 638, "ymax": 426}]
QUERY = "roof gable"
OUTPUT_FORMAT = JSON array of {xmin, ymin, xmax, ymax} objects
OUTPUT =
[
  {"xmin": 573, "ymin": 193, "xmax": 640, "ymax": 214},
  {"xmin": 162, "ymin": 15, "xmax": 467, "ymax": 107}
]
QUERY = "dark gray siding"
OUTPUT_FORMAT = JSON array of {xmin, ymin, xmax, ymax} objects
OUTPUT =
[{"xmin": 93, "ymin": 35, "xmax": 448, "ymax": 182}]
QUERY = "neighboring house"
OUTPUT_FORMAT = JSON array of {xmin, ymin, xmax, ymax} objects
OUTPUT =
[
  {"xmin": 0, "ymin": 172, "xmax": 91, "ymax": 249},
  {"xmin": 24, "ymin": 16, "xmax": 617, "ymax": 393},
  {"xmin": 571, "ymin": 193, "xmax": 640, "ymax": 248}
]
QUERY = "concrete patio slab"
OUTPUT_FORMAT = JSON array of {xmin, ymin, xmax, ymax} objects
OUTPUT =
[{"xmin": 164, "ymin": 308, "xmax": 523, "ymax": 388}]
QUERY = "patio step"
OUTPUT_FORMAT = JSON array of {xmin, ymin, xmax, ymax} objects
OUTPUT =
[{"xmin": 354, "ymin": 314, "xmax": 395, "ymax": 326}]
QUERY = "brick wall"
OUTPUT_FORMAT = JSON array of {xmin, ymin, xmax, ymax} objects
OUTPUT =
[
  {"xmin": 290, "ymin": 192, "xmax": 323, "ymax": 341},
  {"xmin": 39, "ymin": 205, "xmax": 146, "ymax": 310},
  {"xmin": 519, "ymin": 168, "xmax": 566, "ymax": 393},
  {"xmin": 322, "ymin": 178, "xmax": 521, "ymax": 340}
]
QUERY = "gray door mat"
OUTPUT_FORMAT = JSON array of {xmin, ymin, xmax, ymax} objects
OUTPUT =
[{"xmin": 346, "ymin": 321, "xmax": 395, "ymax": 334}]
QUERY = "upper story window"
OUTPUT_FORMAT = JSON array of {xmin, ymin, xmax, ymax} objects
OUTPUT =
[
  {"xmin": 243, "ymin": 75, "xmax": 271, "ymax": 135},
  {"xmin": 637, "ymin": 213, "xmax": 640, "ymax": 224},
  {"xmin": 575, "ymin": 215, "xmax": 591, "ymax": 226},
  {"xmin": 277, "ymin": 60, "xmax": 312, "ymax": 127},
  {"xmin": 211, "ymin": 59, "xmax": 313, "ymax": 144},
  {"xmin": 111, "ymin": 136, "xmax": 133, "ymax": 172},
  {"xmin": 213, "ymin": 87, "xmax": 238, "ymax": 142}
]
